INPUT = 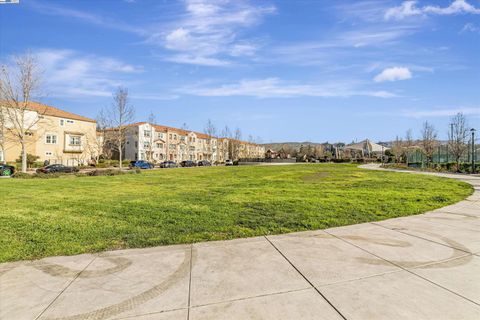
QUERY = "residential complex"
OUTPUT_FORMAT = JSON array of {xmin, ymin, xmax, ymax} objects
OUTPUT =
[
  {"xmin": 117, "ymin": 122, "xmax": 265, "ymax": 163},
  {"xmin": 0, "ymin": 102, "xmax": 98, "ymax": 166}
]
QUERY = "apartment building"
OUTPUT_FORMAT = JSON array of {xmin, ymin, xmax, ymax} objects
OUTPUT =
[
  {"xmin": 118, "ymin": 122, "xmax": 264, "ymax": 163},
  {"xmin": 0, "ymin": 102, "xmax": 98, "ymax": 166}
]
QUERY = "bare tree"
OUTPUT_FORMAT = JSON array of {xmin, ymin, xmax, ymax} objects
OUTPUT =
[
  {"xmin": 221, "ymin": 125, "xmax": 231, "ymax": 138},
  {"xmin": 448, "ymin": 113, "xmax": 469, "ymax": 170},
  {"xmin": 232, "ymin": 127, "xmax": 242, "ymax": 160},
  {"xmin": 106, "ymin": 87, "xmax": 135, "ymax": 169},
  {"xmin": 0, "ymin": 109, "xmax": 5, "ymax": 164},
  {"xmin": 91, "ymin": 109, "xmax": 109, "ymax": 162},
  {"xmin": 405, "ymin": 129, "xmax": 414, "ymax": 148},
  {"xmin": 0, "ymin": 53, "xmax": 45, "ymax": 172},
  {"xmin": 420, "ymin": 121, "xmax": 438, "ymax": 165},
  {"xmin": 391, "ymin": 136, "xmax": 404, "ymax": 163},
  {"xmin": 204, "ymin": 119, "xmax": 217, "ymax": 160},
  {"xmin": 146, "ymin": 112, "xmax": 156, "ymax": 162}
]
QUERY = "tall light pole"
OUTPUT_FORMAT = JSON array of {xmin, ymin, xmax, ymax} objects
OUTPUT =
[{"xmin": 471, "ymin": 128, "xmax": 476, "ymax": 174}]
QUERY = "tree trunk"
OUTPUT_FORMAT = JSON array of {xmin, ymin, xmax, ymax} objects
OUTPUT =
[
  {"xmin": 1, "ymin": 146, "xmax": 6, "ymax": 165},
  {"xmin": 21, "ymin": 142, "xmax": 27, "ymax": 173},
  {"xmin": 119, "ymin": 139, "xmax": 123, "ymax": 170}
]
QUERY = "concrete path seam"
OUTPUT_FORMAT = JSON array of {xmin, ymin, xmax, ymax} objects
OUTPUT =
[
  {"xmin": 34, "ymin": 255, "xmax": 99, "ymax": 320},
  {"xmin": 188, "ymin": 287, "xmax": 312, "ymax": 310},
  {"xmin": 264, "ymin": 235, "xmax": 348, "ymax": 320},
  {"xmin": 111, "ymin": 307, "xmax": 188, "ymax": 320},
  {"xmin": 325, "ymin": 225, "xmax": 480, "ymax": 308},
  {"xmin": 187, "ymin": 244, "xmax": 193, "ymax": 320},
  {"xmin": 371, "ymin": 222, "xmax": 474, "ymax": 254}
]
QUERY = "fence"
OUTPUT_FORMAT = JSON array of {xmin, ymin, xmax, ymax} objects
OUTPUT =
[{"xmin": 407, "ymin": 144, "xmax": 479, "ymax": 165}]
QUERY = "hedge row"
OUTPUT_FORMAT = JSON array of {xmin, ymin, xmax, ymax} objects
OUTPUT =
[{"xmin": 12, "ymin": 169, "xmax": 141, "ymax": 179}]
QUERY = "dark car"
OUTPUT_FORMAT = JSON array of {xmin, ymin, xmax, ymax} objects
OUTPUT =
[
  {"xmin": 180, "ymin": 160, "xmax": 197, "ymax": 167},
  {"xmin": 129, "ymin": 160, "xmax": 154, "ymax": 169},
  {"xmin": 197, "ymin": 160, "xmax": 211, "ymax": 167},
  {"xmin": 36, "ymin": 164, "xmax": 79, "ymax": 174},
  {"xmin": 0, "ymin": 165, "xmax": 15, "ymax": 176},
  {"xmin": 160, "ymin": 161, "xmax": 178, "ymax": 168}
]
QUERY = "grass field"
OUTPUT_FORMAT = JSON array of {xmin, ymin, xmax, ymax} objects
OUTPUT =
[{"xmin": 0, "ymin": 164, "xmax": 473, "ymax": 262}]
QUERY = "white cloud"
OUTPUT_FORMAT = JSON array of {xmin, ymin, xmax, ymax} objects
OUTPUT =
[
  {"xmin": 28, "ymin": 1, "xmax": 145, "ymax": 35},
  {"xmin": 164, "ymin": 54, "xmax": 230, "ymax": 67},
  {"xmin": 385, "ymin": 0, "xmax": 480, "ymax": 20},
  {"xmin": 461, "ymin": 22, "xmax": 480, "ymax": 33},
  {"xmin": 424, "ymin": 0, "xmax": 480, "ymax": 15},
  {"xmin": 154, "ymin": 0, "xmax": 275, "ymax": 66},
  {"xmin": 374, "ymin": 67, "xmax": 412, "ymax": 82},
  {"xmin": 402, "ymin": 107, "xmax": 480, "ymax": 118},
  {"xmin": 385, "ymin": 1, "xmax": 423, "ymax": 20},
  {"xmin": 33, "ymin": 49, "xmax": 143, "ymax": 98},
  {"xmin": 179, "ymin": 78, "xmax": 397, "ymax": 98}
]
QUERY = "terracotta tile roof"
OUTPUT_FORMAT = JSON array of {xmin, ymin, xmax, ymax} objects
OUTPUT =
[
  {"xmin": 1, "ymin": 101, "xmax": 96, "ymax": 123},
  {"xmin": 120, "ymin": 122, "xmax": 262, "ymax": 146}
]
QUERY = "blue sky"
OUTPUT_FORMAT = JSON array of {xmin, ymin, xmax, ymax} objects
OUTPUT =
[{"xmin": 0, "ymin": 0, "xmax": 479, "ymax": 143}]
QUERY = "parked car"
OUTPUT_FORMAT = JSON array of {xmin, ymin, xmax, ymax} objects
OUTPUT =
[
  {"xmin": 180, "ymin": 160, "xmax": 197, "ymax": 167},
  {"xmin": 129, "ymin": 160, "xmax": 154, "ymax": 169},
  {"xmin": 36, "ymin": 164, "xmax": 79, "ymax": 174},
  {"xmin": 160, "ymin": 161, "xmax": 178, "ymax": 168},
  {"xmin": 0, "ymin": 164, "xmax": 15, "ymax": 176},
  {"xmin": 225, "ymin": 159, "xmax": 234, "ymax": 166},
  {"xmin": 197, "ymin": 160, "xmax": 211, "ymax": 167}
]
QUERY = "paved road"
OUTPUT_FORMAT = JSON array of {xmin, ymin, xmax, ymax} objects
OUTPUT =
[{"xmin": 1, "ymin": 164, "xmax": 479, "ymax": 320}]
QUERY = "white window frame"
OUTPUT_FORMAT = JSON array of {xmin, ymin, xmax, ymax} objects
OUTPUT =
[
  {"xmin": 45, "ymin": 134, "xmax": 58, "ymax": 145},
  {"xmin": 69, "ymin": 135, "xmax": 82, "ymax": 146}
]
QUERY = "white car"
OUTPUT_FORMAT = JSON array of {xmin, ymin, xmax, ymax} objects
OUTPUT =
[{"xmin": 225, "ymin": 160, "xmax": 234, "ymax": 166}]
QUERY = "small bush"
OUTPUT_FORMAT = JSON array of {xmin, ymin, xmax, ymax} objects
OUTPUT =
[
  {"xmin": 75, "ymin": 172, "xmax": 88, "ymax": 177},
  {"xmin": 12, "ymin": 172, "xmax": 33, "ymax": 179},
  {"xmin": 15, "ymin": 154, "xmax": 40, "ymax": 168},
  {"xmin": 87, "ymin": 169, "xmax": 141, "ymax": 177}
]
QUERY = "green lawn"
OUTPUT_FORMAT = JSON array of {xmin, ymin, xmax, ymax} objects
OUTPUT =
[{"xmin": 0, "ymin": 164, "xmax": 472, "ymax": 262}]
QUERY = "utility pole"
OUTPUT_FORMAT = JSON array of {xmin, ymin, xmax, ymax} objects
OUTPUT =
[{"xmin": 471, "ymin": 128, "xmax": 476, "ymax": 174}]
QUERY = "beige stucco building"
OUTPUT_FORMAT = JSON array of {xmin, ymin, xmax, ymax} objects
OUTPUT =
[
  {"xmin": 0, "ymin": 102, "xmax": 98, "ymax": 166},
  {"xmin": 115, "ymin": 122, "xmax": 264, "ymax": 163}
]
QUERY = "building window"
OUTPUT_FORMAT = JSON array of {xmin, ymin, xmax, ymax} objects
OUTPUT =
[
  {"xmin": 45, "ymin": 134, "xmax": 57, "ymax": 144},
  {"xmin": 169, "ymin": 134, "xmax": 172, "ymax": 139},
  {"xmin": 66, "ymin": 120, "xmax": 75, "ymax": 124},
  {"xmin": 69, "ymin": 136, "xmax": 81, "ymax": 146},
  {"xmin": 144, "ymin": 130, "xmax": 151, "ymax": 138},
  {"xmin": 174, "ymin": 134, "xmax": 177, "ymax": 140},
  {"xmin": 59, "ymin": 119, "xmax": 65, "ymax": 126},
  {"xmin": 144, "ymin": 142, "xmax": 150, "ymax": 149},
  {"xmin": 135, "ymin": 141, "xmax": 138, "ymax": 148},
  {"xmin": 156, "ymin": 143, "xmax": 164, "ymax": 149},
  {"xmin": 45, "ymin": 151, "xmax": 53, "ymax": 157},
  {"xmin": 158, "ymin": 133, "xmax": 163, "ymax": 139}
]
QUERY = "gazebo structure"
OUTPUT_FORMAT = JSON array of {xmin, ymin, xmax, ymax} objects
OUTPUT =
[{"xmin": 345, "ymin": 139, "xmax": 389, "ymax": 158}]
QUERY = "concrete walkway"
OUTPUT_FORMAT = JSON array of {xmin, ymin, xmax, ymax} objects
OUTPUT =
[{"xmin": 1, "ymin": 164, "xmax": 480, "ymax": 320}]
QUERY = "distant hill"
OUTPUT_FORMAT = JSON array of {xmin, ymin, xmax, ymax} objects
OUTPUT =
[{"xmin": 262, "ymin": 140, "xmax": 395, "ymax": 152}]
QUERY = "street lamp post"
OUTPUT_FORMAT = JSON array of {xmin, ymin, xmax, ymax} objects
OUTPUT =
[{"xmin": 471, "ymin": 128, "xmax": 476, "ymax": 174}]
